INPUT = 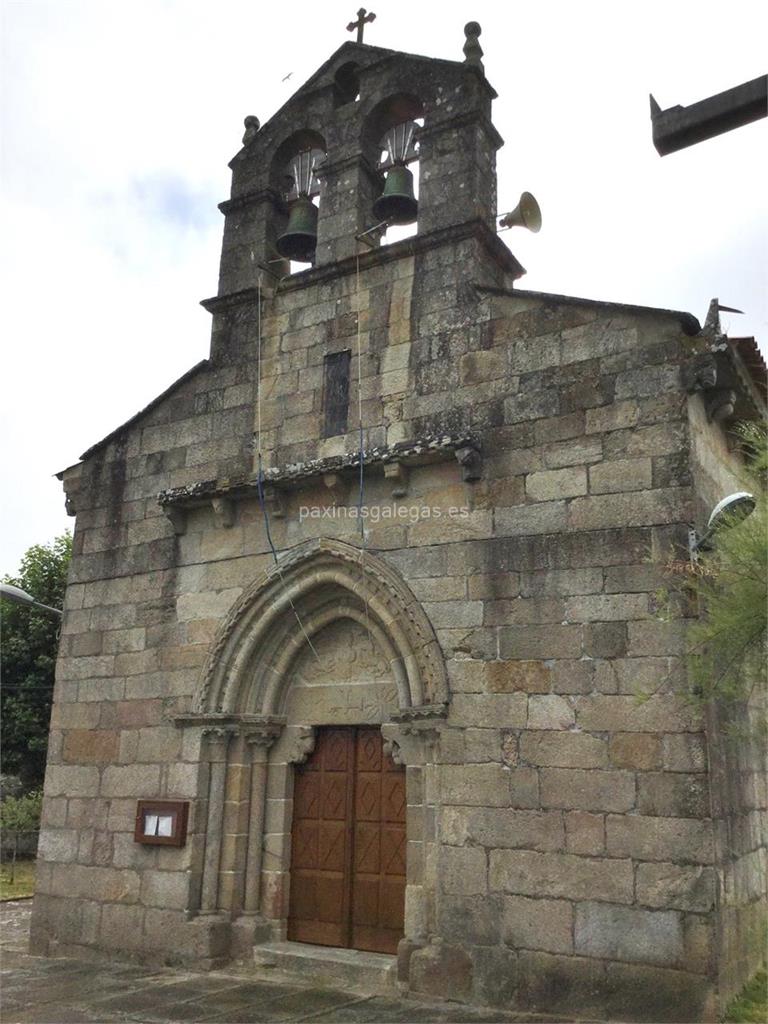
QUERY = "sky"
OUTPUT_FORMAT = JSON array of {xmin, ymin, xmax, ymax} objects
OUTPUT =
[{"xmin": 1, "ymin": 0, "xmax": 766, "ymax": 576}]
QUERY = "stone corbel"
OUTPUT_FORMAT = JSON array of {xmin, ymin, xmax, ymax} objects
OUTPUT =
[
  {"xmin": 384, "ymin": 460, "xmax": 409, "ymax": 499},
  {"xmin": 683, "ymin": 353, "xmax": 718, "ymax": 394},
  {"xmin": 273, "ymin": 725, "xmax": 316, "ymax": 766},
  {"xmin": 260, "ymin": 485, "xmax": 286, "ymax": 519},
  {"xmin": 163, "ymin": 505, "xmax": 187, "ymax": 536},
  {"xmin": 383, "ymin": 704, "xmax": 448, "ymax": 765},
  {"xmin": 455, "ymin": 445, "xmax": 482, "ymax": 482},
  {"xmin": 706, "ymin": 388, "xmax": 737, "ymax": 423},
  {"xmin": 211, "ymin": 497, "xmax": 235, "ymax": 528},
  {"xmin": 323, "ymin": 473, "xmax": 347, "ymax": 506}
]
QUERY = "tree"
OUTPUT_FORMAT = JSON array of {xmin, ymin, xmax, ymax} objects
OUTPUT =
[
  {"xmin": 666, "ymin": 422, "xmax": 767, "ymax": 711},
  {"xmin": 1, "ymin": 533, "xmax": 71, "ymax": 788}
]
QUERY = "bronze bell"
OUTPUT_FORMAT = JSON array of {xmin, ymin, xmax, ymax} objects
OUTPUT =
[
  {"xmin": 276, "ymin": 196, "xmax": 318, "ymax": 262},
  {"xmin": 373, "ymin": 164, "xmax": 418, "ymax": 226}
]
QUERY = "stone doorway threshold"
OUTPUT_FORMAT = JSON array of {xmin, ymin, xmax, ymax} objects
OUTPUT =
[{"xmin": 253, "ymin": 940, "xmax": 397, "ymax": 995}]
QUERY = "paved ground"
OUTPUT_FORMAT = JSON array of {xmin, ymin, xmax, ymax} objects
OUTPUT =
[{"xmin": 0, "ymin": 902, "xmax": 589, "ymax": 1024}]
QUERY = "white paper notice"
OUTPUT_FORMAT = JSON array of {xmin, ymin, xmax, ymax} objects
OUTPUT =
[{"xmin": 157, "ymin": 815, "xmax": 173, "ymax": 837}]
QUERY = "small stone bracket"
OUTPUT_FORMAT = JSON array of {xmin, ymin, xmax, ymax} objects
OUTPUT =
[
  {"xmin": 455, "ymin": 445, "xmax": 482, "ymax": 482},
  {"xmin": 706, "ymin": 388, "xmax": 738, "ymax": 423},
  {"xmin": 164, "ymin": 506, "xmax": 187, "ymax": 536},
  {"xmin": 683, "ymin": 353, "xmax": 718, "ymax": 394},
  {"xmin": 383, "ymin": 704, "xmax": 449, "ymax": 764},
  {"xmin": 383, "ymin": 460, "xmax": 409, "ymax": 498},
  {"xmin": 211, "ymin": 497, "xmax": 235, "ymax": 528},
  {"xmin": 323, "ymin": 472, "xmax": 347, "ymax": 506},
  {"xmin": 261, "ymin": 485, "xmax": 286, "ymax": 519},
  {"xmin": 278, "ymin": 725, "xmax": 316, "ymax": 765}
]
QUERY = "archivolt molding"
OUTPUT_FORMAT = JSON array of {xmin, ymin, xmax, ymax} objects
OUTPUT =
[{"xmin": 195, "ymin": 538, "xmax": 449, "ymax": 715}]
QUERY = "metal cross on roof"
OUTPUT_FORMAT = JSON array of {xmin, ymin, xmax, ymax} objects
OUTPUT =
[{"xmin": 347, "ymin": 8, "xmax": 376, "ymax": 43}]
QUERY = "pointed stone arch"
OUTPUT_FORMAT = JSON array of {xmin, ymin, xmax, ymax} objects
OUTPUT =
[{"xmin": 195, "ymin": 537, "xmax": 449, "ymax": 716}]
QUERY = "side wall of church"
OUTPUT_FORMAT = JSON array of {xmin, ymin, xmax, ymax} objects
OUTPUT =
[
  {"xmin": 687, "ymin": 397, "xmax": 768, "ymax": 1007},
  {"xmin": 33, "ymin": 236, "xmax": 737, "ymax": 1020}
]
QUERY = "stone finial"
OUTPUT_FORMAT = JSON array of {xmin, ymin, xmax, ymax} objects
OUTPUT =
[
  {"xmin": 463, "ymin": 21, "xmax": 484, "ymax": 72},
  {"xmin": 242, "ymin": 115, "xmax": 260, "ymax": 146}
]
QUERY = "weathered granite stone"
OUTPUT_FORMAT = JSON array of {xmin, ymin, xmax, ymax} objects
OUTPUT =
[{"xmin": 32, "ymin": 26, "xmax": 766, "ymax": 1024}]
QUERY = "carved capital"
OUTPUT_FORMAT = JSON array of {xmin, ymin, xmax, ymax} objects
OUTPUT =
[
  {"xmin": 202, "ymin": 727, "xmax": 236, "ymax": 761},
  {"xmin": 244, "ymin": 718, "xmax": 285, "ymax": 750}
]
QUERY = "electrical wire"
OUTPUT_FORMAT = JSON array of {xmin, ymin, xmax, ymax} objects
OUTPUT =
[
  {"xmin": 254, "ymin": 273, "xmax": 320, "ymax": 663},
  {"xmin": 355, "ymin": 253, "xmax": 374, "ymax": 650}
]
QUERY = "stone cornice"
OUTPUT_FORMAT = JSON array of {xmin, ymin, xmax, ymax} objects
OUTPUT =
[
  {"xmin": 157, "ymin": 434, "xmax": 480, "ymax": 513},
  {"xmin": 172, "ymin": 713, "xmax": 287, "ymax": 736},
  {"xmin": 417, "ymin": 108, "xmax": 504, "ymax": 150},
  {"xmin": 218, "ymin": 187, "xmax": 286, "ymax": 217},
  {"xmin": 201, "ymin": 219, "xmax": 524, "ymax": 316}
]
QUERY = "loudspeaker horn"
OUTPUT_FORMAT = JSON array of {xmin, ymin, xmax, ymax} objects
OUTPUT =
[{"xmin": 499, "ymin": 191, "xmax": 542, "ymax": 233}]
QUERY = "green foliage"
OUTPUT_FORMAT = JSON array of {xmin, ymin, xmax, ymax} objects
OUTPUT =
[
  {"xmin": 724, "ymin": 969, "xmax": 768, "ymax": 1022},
  {"xmin": 0, "ymin": 790, "xmax": 42, "ymax": 833},
  {"xmin": 1, "ymin": 533, "xmax": 71, "ymax": 787},
  {"xmin": 683, "ymin": 422, "xmax": 767, "ymax": 708},
  {"xmin": 0, "ymin": 859, "xmax": 36, "ymax": 900}
]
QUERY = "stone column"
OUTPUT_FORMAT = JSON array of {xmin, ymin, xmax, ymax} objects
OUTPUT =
[
  {"xmin": 314, "ymin": 154, "xmax": 382, "ymax": 267},
  {"xmin": 217, "ymin": 188, "xmax": 288, "ymax": 295},
  {"xmin": 199, "ymin": 727, "xmax": 234, "ymax": 914},
  {"xmin": 243, "ymin": 725, "xmax": 283, "ymax": 915},
  {"xmin": 258, "ymin": 725, "xmax": 316, "ymax": 934},
  {"xmin": 382, "ymin": 708, "xmax": 446, "ymax": 986}
]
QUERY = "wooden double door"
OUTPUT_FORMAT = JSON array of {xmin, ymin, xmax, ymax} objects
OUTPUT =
[{"xmin": 287, "ymin": 726, "xmax": 406, "ymax": 955}]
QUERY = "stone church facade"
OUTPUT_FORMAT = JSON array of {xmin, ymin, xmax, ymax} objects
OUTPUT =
[{"xmin": 31, "ymin": 30, "xmax": 766, "ymax": 1023}]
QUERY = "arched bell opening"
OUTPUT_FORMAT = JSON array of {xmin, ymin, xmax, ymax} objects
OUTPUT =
[
  {"xmin": 333, "ymin": 62, "xmax": 361, "ymax": 107},
  {"xmin": 269, "ymin": 129, "xmax": 327, "ymax": 274},
  {"xmin": 362, "ymin": 94, "xmax": 425, "ymax": 248}
]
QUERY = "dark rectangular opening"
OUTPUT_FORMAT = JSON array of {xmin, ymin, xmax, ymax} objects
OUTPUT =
[{"xmin": 323, "ymin": 349, "xmax": 351, "ymax": 437}]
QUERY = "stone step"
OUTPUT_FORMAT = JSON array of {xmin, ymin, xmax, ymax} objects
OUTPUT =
[{"xmin": 252, "ymin": 941, "xmax": 397, "ymax": 995}]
